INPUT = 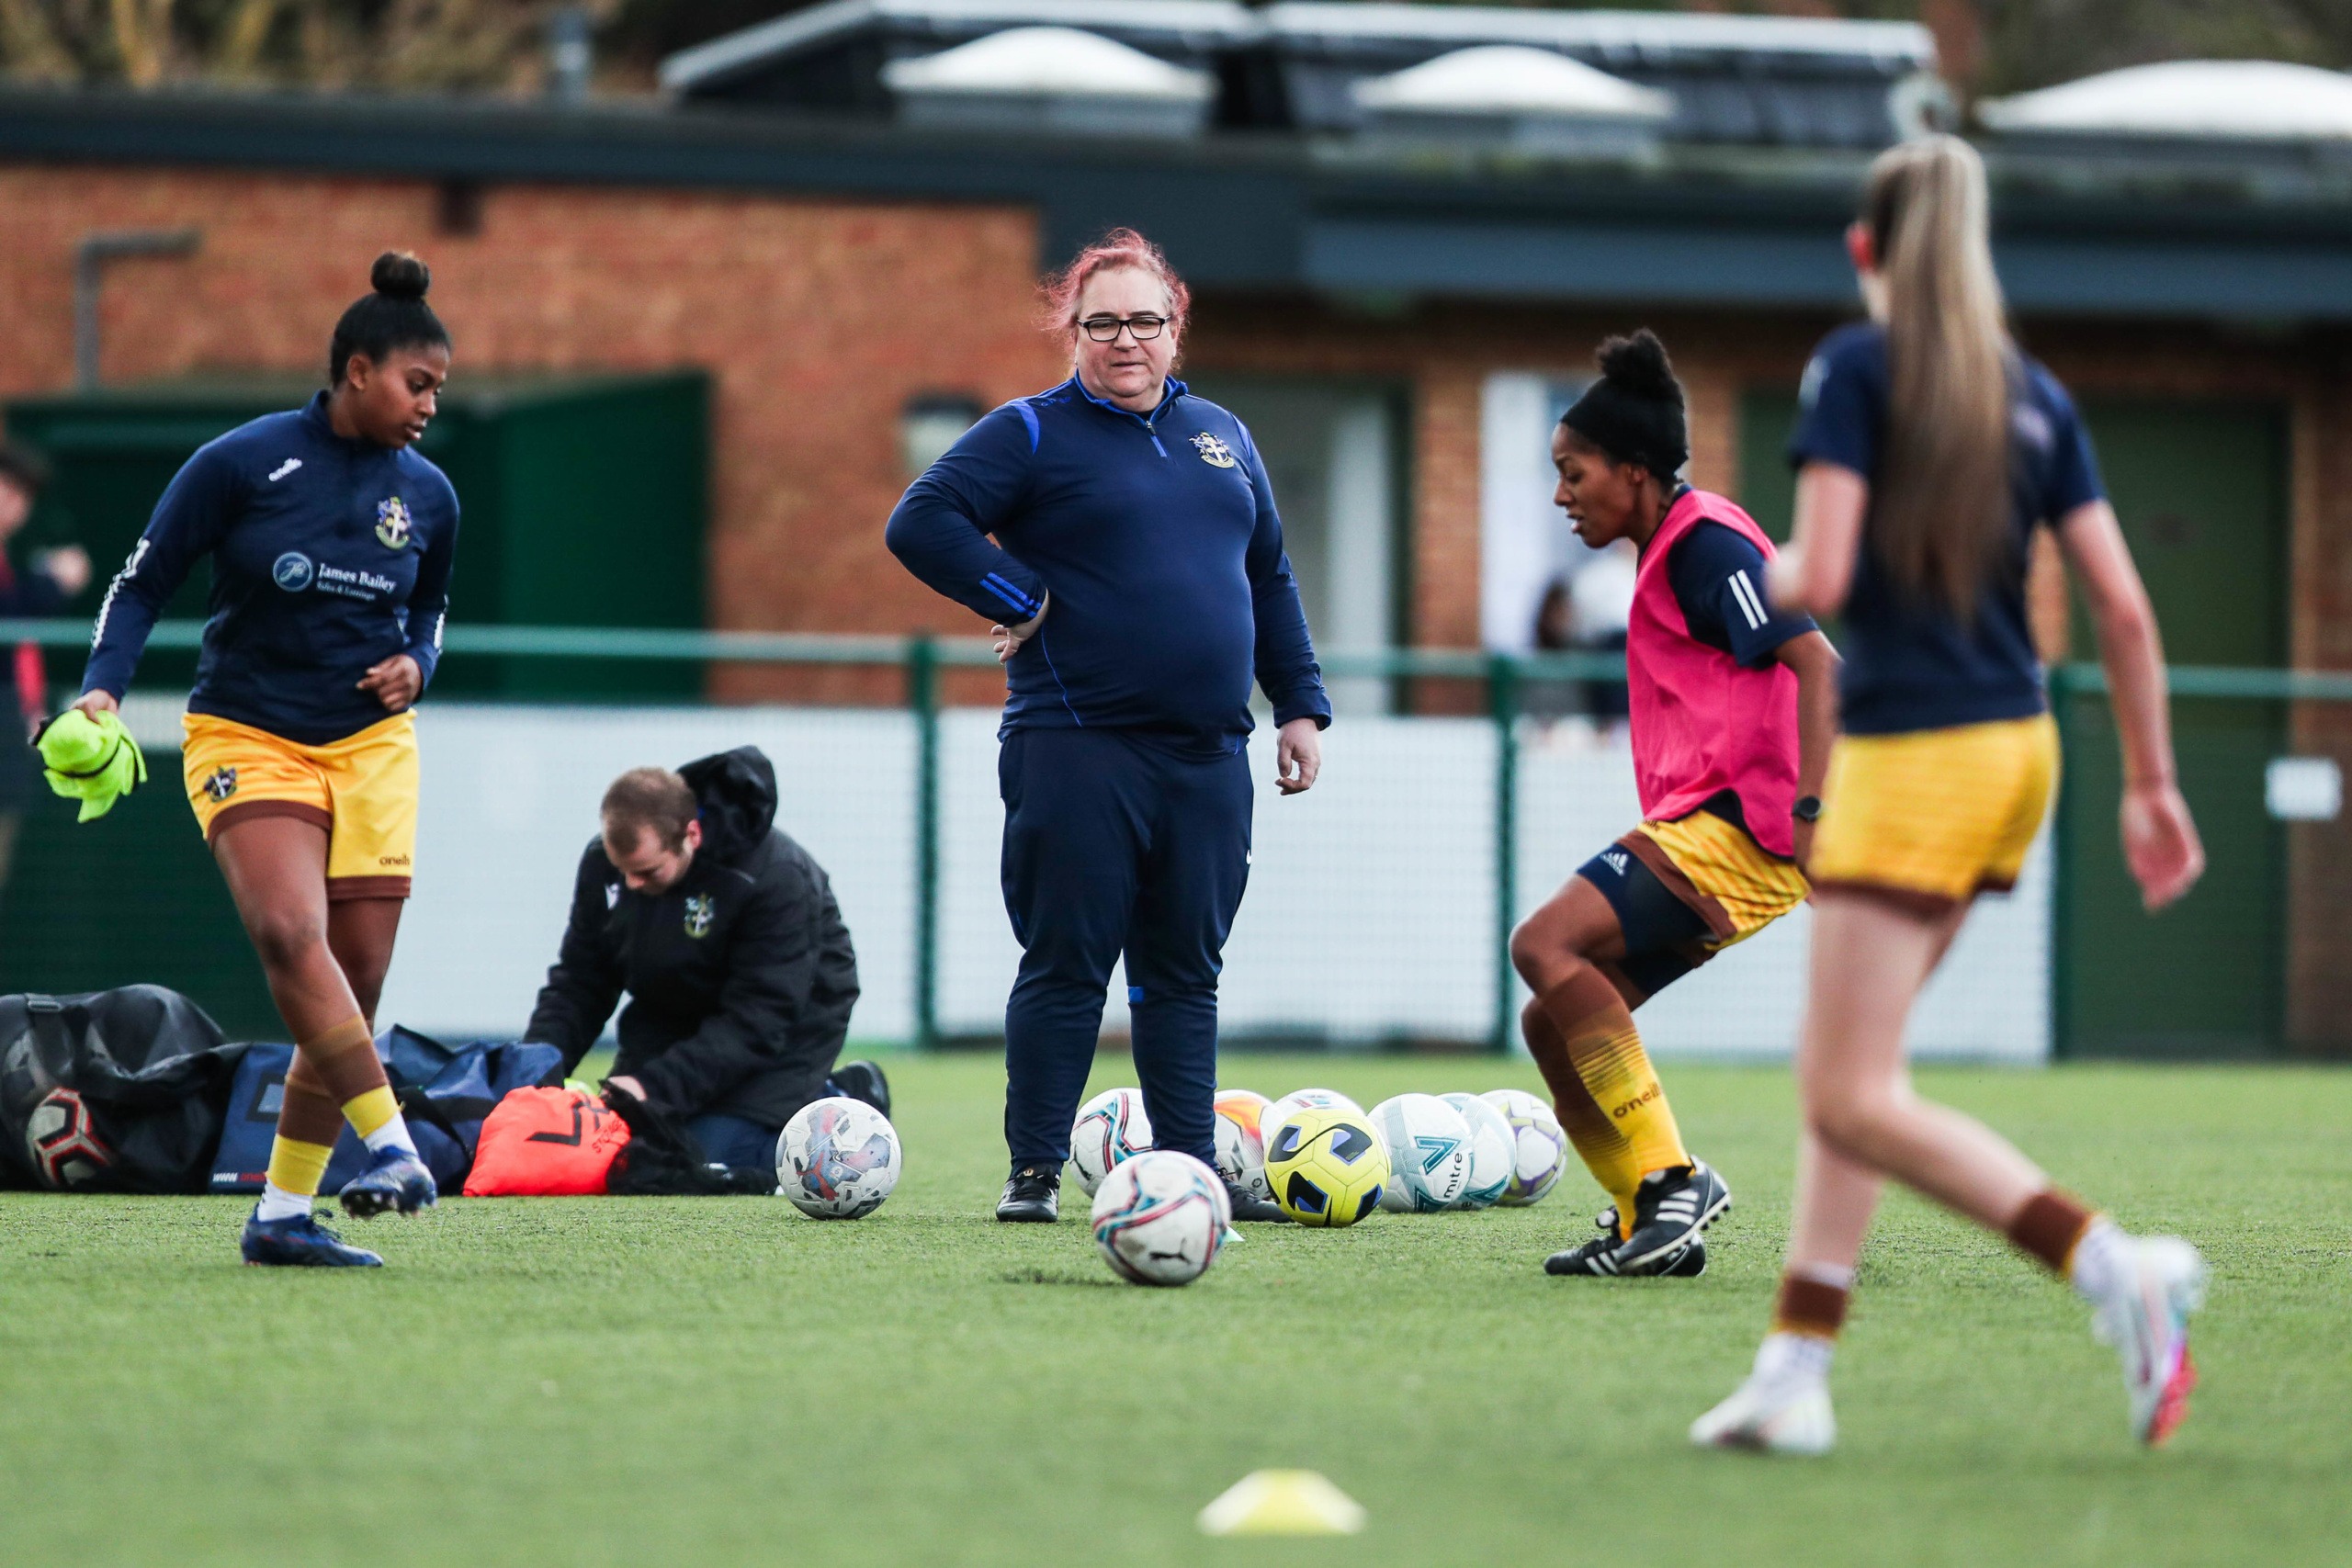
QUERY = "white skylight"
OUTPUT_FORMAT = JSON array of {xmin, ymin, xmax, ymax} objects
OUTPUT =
[
  {"xmin": 1979, "ymin": 60, "xmax": 2352, "ymax": 141},
  {"xmin": 880, "ymin": 25, "xmax": 1213, "ymax": 100},
  {"xmin": 1354, "ymin": 44, "xmax": 1670, "ymax": 118}
]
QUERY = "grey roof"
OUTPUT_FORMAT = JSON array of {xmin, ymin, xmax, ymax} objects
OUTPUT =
[
  {"xmin": 6, "ymin": 84, "xmax": 2352, "ymax": 322},
  {"xmin": 662, "ymin": 0, "xmax": 1941, "ymax": 148}
]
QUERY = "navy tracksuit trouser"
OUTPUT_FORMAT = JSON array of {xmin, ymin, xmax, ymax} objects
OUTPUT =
[{"xmin": 998, "ymin": 727, "xmax": 1252, "ymax": 1171}]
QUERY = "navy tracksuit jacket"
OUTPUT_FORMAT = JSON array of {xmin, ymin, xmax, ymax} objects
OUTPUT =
[
  {"xmin": 82, "ymin": 391, "xmax": 458, "ymax": 744},
  {"xmin": 887, "ymin": 377, "xmax": 1329, "ymax": 1171}
]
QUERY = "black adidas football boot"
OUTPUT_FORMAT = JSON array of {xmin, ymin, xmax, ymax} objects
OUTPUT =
[
  {"xmin": 1224, "ymin": 1179, "xmax": 1292, "ymax": 1224},
  {"xmin": 995, "ymin": 1162, "xmax": 1060, "ymax": 1223},
  {"xmin": 1544, "ymin": 1229, "xmax": 1708, "ymax": 1278},
  {"xmin": 1544, "ymin": 1204, "xmax": 1626, "ymax": 1275},
  {"xmin": 831, "ymin": 1059, "xmax": 892, "ymax": 1118},
  {"xmin": 1618, "ymin": 1159, "xmax": 1732, "ymax": 1273}
]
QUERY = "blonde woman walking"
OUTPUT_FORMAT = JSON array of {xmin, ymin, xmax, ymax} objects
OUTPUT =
[{"xmin": 1691, "ymin": 137, "xmax": 2207, "ymax": 1454}]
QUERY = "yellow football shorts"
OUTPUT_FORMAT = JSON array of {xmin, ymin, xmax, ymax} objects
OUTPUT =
[
  {"xmin": 1625, "ymin": 807, "xmax": 1811, "ymax": 950},
  {"xmin": 180, "ymin": 711, "xmax": 418, "ymax": 900},
  {"xmin": 1808, "ymin": 712, "xmax": 2059, "ymax": 909}
]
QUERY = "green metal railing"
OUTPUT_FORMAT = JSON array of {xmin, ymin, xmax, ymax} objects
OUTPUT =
[{"xmin": 8, "ymin": 617, "xmax": 2345, "ymax": 1057}]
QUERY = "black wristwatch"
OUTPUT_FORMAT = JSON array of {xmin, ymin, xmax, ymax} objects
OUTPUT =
[{"xmin": 1792, "ymin": 795, "xmax": 1823, "ymax": 824}]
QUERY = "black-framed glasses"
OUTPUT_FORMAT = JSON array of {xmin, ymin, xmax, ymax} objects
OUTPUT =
[{"xmin": 1079, "ymin": 313, "xmax": 1169, "ymax": 343}]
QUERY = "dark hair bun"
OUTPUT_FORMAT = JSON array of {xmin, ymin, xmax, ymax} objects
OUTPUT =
[
  {"xmin": 370, "ymin": 251, "xmax": 431, "ymax": 301},
  {"xmin": 1596, "ymin": 328, "xmax": 1679, "ymax": 401}
]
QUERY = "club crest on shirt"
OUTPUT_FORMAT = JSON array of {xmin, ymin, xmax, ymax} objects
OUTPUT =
[
  {"xmin": 1192, "ymin": 432, "xmax": 1238, "ymax": 468},
  {"xmin": 202, "ymin": 766, "xmax": 237, "ymax": 803},
  {"xmin": 375, "ymin": 495, "xmax": 413, "ymax": 550},
  {"xmin": 683, "ymin": 893, "xmax": 715, "ymax": 940}
]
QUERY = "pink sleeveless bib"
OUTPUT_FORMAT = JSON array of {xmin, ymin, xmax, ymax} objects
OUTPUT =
[{"xmin": 1625, "ymin": 489, "xmax": 1803, "ymax": 857}]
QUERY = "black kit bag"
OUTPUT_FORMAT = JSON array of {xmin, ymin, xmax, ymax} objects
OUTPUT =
[
  {"xmin": 0, "ymin": 986, "xmax": 249, "ymax": 1193},
  {"xmin": 603, "ymin": 1089, "xmax": 775, "ymax": 1196}
]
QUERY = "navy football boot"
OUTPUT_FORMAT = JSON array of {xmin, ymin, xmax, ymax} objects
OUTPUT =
[
  {"xmin": 242, "ymin": 1208, "xmax": 383, "ymax": 1268},
  {"xmin": 338, "ymin": 1145, "xmax": 438, "ymax": 1219}
]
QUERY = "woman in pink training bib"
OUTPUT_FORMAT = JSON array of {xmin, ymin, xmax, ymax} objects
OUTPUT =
[{"xmin": 1511, "ymin": 331, "xmax": 1840, "ymax": 1278}]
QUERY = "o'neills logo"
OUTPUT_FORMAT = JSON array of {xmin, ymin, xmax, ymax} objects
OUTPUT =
[{"xmin": 1611, "ymin": 1083, "xmax": 1662, "ymax": 1121}]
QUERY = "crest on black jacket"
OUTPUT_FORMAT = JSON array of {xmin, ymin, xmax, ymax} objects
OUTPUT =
[{"xmin": 683, "ymin": 893, "xmax": 714, "ymax": 940}]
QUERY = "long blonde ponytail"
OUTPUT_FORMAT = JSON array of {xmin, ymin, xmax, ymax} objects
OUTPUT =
[{"xmin": 1866, "ymin": 135, "xmax": 2013, "ymax": 621}]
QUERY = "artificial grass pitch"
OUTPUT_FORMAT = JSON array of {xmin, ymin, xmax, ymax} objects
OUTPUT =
[{"xmin": 0, "ymin": 1056, "xmax": 2346, "ymax": 1568}]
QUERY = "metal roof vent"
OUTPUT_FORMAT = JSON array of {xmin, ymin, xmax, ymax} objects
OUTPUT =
[
  {"xmin": 1353, "ymin": 44, "xmax": 1671, "ymax": 155},
  {"xmin": 881, "ymin": 25, "xmax": 1215, "ymax": 136},
  {"xmin": 1979, "ymin": 61, "xmax": 2352, "ymax": 142}
]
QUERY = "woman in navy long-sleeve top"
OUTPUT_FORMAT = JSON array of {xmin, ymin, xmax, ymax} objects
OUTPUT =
[
  {"xmin": 888, "ymin": 229, "xmax": 1330, "ymax": 1224},
  {"xmin": 68, "ymin": 253, "xmax": 458, "ymax": 1267}
]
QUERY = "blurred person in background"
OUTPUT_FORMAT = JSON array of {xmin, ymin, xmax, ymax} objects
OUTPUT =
[
  {"xmin": 523, "ymin": 750, "xmax": 881, "ymax": 1171},
  {"xmin": 1691, "ymin": 136, "xmax": 2206, "ymax": 1456},
  {"xmin": 887, "ymin": 228, "xmax": 1329, "ymax": 1224},
  {"xmin": 1569, "ymin": 537, "xmax": 1636, "ymax": 729},
  {"xmin": 0, "ymin": 441, "xmax": 92, "ymax": 890},
  {"xmin": 70, "ymin": 252, "xmax": 458, "ymax": 1267}
]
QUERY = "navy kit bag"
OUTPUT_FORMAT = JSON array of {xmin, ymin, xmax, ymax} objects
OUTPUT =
[{"xmin": 209, "ymin": 1026, "xmax": 563, "ymax": 1196}]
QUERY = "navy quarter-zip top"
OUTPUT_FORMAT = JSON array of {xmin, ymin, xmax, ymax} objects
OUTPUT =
[
  {"xmin": 82, "ymin": 390, "xmax": 459, "ymax": 745},
  {"xmin": 886, "ymin": 378, "xmax": 1329, "ymax": 747}
]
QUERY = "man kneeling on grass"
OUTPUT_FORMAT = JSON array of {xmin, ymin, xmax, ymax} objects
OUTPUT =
[{"xmin": 523, "ymin": 748, "xmax": 885, "ymax": 1170}]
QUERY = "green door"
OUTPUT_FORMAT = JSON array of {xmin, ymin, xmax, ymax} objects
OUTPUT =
[
  {"xmin": 1735, "ymin": 388, "xmax": 1802, "ymax": 543},
  {"xmin": 2057, "ymin": 400, "xmax": 2289, "ymax": 1057}
]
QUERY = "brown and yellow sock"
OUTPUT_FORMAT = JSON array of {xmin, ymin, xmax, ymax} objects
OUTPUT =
[
  {"xmin": 298, "ymin": 1014, "xmax": 418, "ymax": 1156},
  {"xmin": 1522, "ymin": 997, "xmax": 1643, "ymax": 1224},
  {"xmin": 1772, "ymin": 1269, "xmax": 1852, "ymax": 1342},
  {"xmin": 2007, "ymin": 1188, "xmax": 2096, "ymax": 1277},
  {"xmin": 254, "ymin": 1054, "xmax": 348, "ymax": 1222},
  {"xmin": 1527, "ymin": 970, "xmax": 1690, "ymax": 1235}
]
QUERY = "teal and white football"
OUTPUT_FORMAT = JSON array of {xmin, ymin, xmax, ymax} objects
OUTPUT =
[
  {"xmin": 1439, "ymin": 1091, "xmax": 1515, "ymax": 1209},
  {"xmin": 1369, "ymin": 1093, "xmax": 1474, "ymax": 1213}
]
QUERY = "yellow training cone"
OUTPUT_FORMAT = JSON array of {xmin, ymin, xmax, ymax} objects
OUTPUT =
[{"xmin": 1197, "ymin": 1470, "xmax": 1366, "ymax": 1536}]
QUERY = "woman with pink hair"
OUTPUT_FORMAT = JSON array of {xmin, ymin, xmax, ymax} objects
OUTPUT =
[{"xmin": 888, "ymin": 229, "xmax": 1329, "ymax": 1224}]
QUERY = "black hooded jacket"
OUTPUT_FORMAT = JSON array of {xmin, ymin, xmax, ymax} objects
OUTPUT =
[{"xmin": 523, "ymin": 747, "xmax": 860, "ymax": 1129}]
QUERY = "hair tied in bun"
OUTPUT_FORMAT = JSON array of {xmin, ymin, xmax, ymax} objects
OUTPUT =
[
  {"xmin": 331, "ymin": 251, "xmax": 450, "ymax": 383},
  {"xmin": 370, "ymin": 251, "xmax": 432, "ymax": 301},
  {"xmin": 1596, "ymin": 328, "xmax": 1679, "ymax": 401}
]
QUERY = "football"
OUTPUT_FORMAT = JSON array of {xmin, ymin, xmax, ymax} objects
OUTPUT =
[
  {"xmin": 1439, "ymin": 1092, "xmax": 1515, "ymax": 1209},
  {"xmin": 1069, "ymin": 1086, "xmax": 1153, "ymax": 1196},
  {"xmin": 1264, "ymin": 1104, "xmax": 1389, "ymax": 1227},
  {"xmin": 1261, "ymin": 1087, "xmax": 1363, "ymax": 1135},
  {"xmin": 1091, "ymin": 1149, "xmax": 1228, "ymax": 1286},
  {"xmin": 1369, "ymin": 1093, "xmax": 1474, "ymax": 1213},
  {"xmin": 1212, "ymin": 1089, "xmax": 1272, "ymax": 1201},
  {"xmin": 775, "ymin": 1096, "xmax": 901, "ymax": 1218},
  {"xmin": 1481, "ymin": 1088, "xmax": 1568, "ymax": 1206},
  {"xmin": 26, "ymin": 1086, "xmax": 113, "ymax": 1191}
]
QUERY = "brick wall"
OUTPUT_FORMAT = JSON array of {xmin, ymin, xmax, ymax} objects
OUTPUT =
[{"xmin": 0, "ymin": 164, "xmax": 1066, "ymax": 705}]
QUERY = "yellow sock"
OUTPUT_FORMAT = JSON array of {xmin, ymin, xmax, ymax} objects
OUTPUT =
[
  {"xmin": 343, "ymin": 1085, "xmax": 399, "ymax": 1141},
  {"xmin": 264, "ymin": 1135, "xmax": 334, "ymax": 1200},
  {"xmin": 1536, "ymin": 984, "xmax": 1688, "ymax": 1237},
  {"xmin": 1531, "ymin": 972, "xmax": 1690, "ymax": 1236},
  {"xmin": 1527, "ymin": 1002, "xmax": 1646, "ymax": 1218}
]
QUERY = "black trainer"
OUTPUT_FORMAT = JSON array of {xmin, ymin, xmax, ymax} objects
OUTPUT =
[
  {"xmin": 1659, "ymin": 1237, "xmax": 1709, "ymax": 1277},
  {"xmin": 1225, "ymin": 1179, "xmax": 1292, "ymax": 1224},
  {"xmin": 996, "ymin": 1163, "xmax": 1060, "ymax": 1223},
  {"xmin": 1618, "ymin": 1159, "xmax": 1732, "ymax": 1272},
  {"xmin": 832, "ymin": 1059, "xmax": 891, "ymax": 1118},
  {"xmin": 1544, "ymin": 1203, "xmax": 1624, "ymax": 1274},
  {"xmin": 1544, "ymin": 1230, "xmax": 1709, "ymax": 1278}
]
